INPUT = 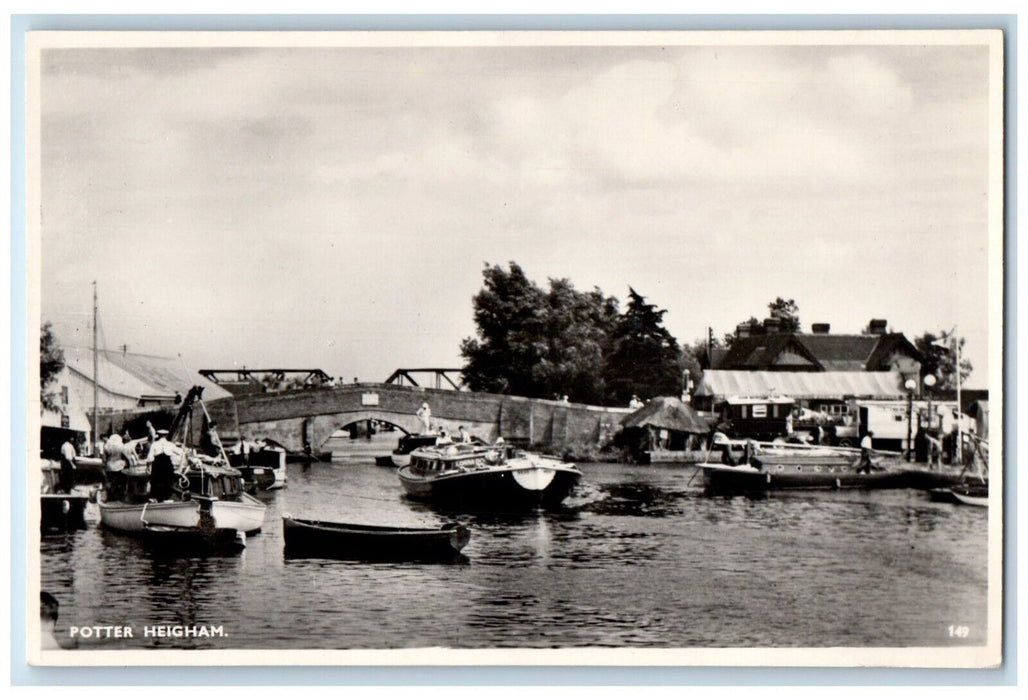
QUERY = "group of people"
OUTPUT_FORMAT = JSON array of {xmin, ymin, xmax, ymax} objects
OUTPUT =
[
  {"xmin": 415, "ymin": 403, "xmax": 477, "ymax": 446},
  {"xmin": 56, "ymin": 422, "xmax": 186, "ymax": 502}
]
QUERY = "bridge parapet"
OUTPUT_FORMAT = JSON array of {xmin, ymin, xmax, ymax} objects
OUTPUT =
[{"xmin": 203, "ymin": 383, "xmax": 632, "ymax": 454}]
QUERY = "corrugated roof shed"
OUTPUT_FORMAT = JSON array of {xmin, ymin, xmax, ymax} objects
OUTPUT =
[{"xmin": 695, "ymin": 370, "xmax": 906, "ymax": 401}]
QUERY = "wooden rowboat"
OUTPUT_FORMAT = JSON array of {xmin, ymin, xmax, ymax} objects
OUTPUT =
[{"xmin": 282, "ymin": 515, "xmax": 471, "ymax": 562}]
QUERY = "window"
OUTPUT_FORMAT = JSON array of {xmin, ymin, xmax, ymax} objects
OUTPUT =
[{"xmin": 60, "ymin": 385, "xmax": 69, "ymax": 405}]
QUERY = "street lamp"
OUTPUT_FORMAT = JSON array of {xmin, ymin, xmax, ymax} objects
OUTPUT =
[{"xmin": 905, "ymin": 378, "xmax": 917, "ymax": 461}]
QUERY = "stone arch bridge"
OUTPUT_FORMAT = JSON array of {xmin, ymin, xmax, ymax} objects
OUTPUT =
[{"xmin": 191, "ymin": 383, "xmax": 632, "ymax": 455}]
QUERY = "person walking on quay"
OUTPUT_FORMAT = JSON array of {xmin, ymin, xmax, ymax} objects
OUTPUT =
[
  {"xmin": 58, "ymin": 437, "xmax": 77, "ymax": 494},
  {"xmin": 146, "ymin": 429, "xmax": 180, "ymax": 501},
  {"xmin": 858, "ymin": 431, "xmax": 876, "ymax": 474}
]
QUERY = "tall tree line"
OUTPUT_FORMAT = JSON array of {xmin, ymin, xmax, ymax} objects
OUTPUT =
[{"xmin": 460, "ymin": 263, "xmax": 686, "ymax": 406}]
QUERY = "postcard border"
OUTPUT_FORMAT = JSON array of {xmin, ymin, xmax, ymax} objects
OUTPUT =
[{"xmin": 10, "ymin": 13, "xmax": 1018, "ymax": 686}]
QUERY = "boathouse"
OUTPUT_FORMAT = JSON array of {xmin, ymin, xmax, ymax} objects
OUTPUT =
[{"xmin": 41, "ymin": 346, "xmax": 229, "ymax": 456}]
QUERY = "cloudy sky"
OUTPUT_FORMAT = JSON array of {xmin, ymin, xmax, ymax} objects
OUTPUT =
[{"xmin": 38, "ymin": 36, "xmax": 998, "ymax": 387}]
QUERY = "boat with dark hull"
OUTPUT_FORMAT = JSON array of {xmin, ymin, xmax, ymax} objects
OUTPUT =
[
  {"xmin": 227, "ymin": 443, "xmax": 288, "ymax": 492},
  {"xmin": 397, "ymin": 443, "xmax": 582, "ymax": 509},
  {"xmin": 378, "ymin": 433, "xmax": 446, "ymax": 467},
  {"xmin": 283, "ymin": 515, "xmax": 470, "ymax": 561},
  {"xmin": 699, "ymin": 438, "xmax": 911, "ymax": 493},
  {"xmin": 40, "ymin": 460, "xmax": 90, "ymax": 531}
]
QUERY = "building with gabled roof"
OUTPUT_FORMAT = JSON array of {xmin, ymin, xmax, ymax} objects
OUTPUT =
[
  {"xmin": 41, "ymin": 346, "xmax": 230, "ymax": 453},
  {"xmin": 716, "ymin": 318, "xmax": 923, "ymax": 378}
]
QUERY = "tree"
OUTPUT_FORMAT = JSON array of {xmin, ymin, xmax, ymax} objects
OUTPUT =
[
  {"xmin": 461, "ymin": 263, "xmax": 621, "ymax": 402},
  {"xmin": 460, "ymin": 262, "xmax": 553, "ymax": 398},
  {"xmin": 40, "ymin": 322, "xmax": 65, "ymax": 413},
  {"xmin": 914, "ymin": 329, "xmax": 973, "ymax": 394},
  {"xmin": 535, "ymin": 279, "xmax": 619, "ymax": 404},
  {"xmin": 767, "ymin": 297, "xmax": 801, "ymax": 332},
  {"xmin": 603, "ymin": 288, "xmax": 684, "ymax": 405}
]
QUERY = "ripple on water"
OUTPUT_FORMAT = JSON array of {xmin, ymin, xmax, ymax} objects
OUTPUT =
[{"xmin": 40, "ymin": 458, "xmax": 989, "ymax": 649}]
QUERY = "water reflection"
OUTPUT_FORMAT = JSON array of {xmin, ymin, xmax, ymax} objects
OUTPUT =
[{"xmin": 39, "ymin": 446, "xmax": 989, "ymax": 649}]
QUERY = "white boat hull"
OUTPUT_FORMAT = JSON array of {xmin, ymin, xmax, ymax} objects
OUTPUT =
[
  {"xmin": 100, "ymin": 494, "xmax": 266, "ymax": 534},
  {"xmin": 952, "ymin": 491, "xmax": 988, "ymax": 507}
]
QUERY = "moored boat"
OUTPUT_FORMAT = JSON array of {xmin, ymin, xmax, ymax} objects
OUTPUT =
[
  {"xmin": 98, "ymin": 386, "xmax": 267, "ymax": 538},
  {"xmin": 227, "ymin": 443, "xmax": 288, "ymax": 491},
  {"xmin": 698, "ymin": 437, "xmax": 908, "ymax": 493},
  {"xmin": 282, "ymin": 514, "xmax": 470, "ymax": 561},
  {"xmin": 40, "ymin": 460, "xmax": 90, "ymax": 531},
  {"xmin": 142, "ymin": 521, "xmax": 248, "ymax": 554},
  {"xmin": 99, "ymin": 463, "xmax": 266, "ymax": 535},
  {"xmin": 379, "ymin": 433, "xmax": 445, "ymax": 467},
  {"xmin": 929, "ymin": 481, "xmax": 989, "ymax": 507},
  {"xmin": 397, "ymin": 442, "xmax": 582, "ymax": 508}
]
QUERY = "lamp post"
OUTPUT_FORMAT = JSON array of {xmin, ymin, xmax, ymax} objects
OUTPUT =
[
  {"xmin": 923, "ymin": 374, "xmax": 937, "ymax": 466},
  {"xmin": 904, "ymin": 378, "xmax": 917, "ymax": 461}
]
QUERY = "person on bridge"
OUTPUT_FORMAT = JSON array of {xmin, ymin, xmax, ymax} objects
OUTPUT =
[{"xmin": 416, "ymin": 402, "xmax": 432, "ymax": 434}]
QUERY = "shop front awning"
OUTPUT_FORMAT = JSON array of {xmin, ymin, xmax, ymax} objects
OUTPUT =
[{"xmin": 694, "ymin": 370, "xmax": 906, "ymax": 402}]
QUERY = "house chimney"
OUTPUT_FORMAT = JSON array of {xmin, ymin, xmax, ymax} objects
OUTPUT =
[
  {"xmin": 736, "ymin": 322, "xmax": 752, "ymax": 339},
  {"xmin": 763, "ymin": 317, "xmax": 781, "ymax": 334},
  {"xmin": 811, "ymin": 323, "xmax": 830, "ymax": 334},
  {"xmin": 868, "ymin": 319, "xmax": 888, "ymax": 335}
]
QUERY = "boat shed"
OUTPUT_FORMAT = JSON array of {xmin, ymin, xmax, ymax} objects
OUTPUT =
[
  {"xmin": 617, "ymin": 396, "xmax": 711, "ymax": 458},
  {"xmin": 693, "ymin": 370, "xmax": 906, "ymax": 410}
]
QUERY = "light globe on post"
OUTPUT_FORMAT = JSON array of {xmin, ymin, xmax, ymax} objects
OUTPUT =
[{"xmin": 923, "ymin": 374, "xmax": 937, "ymax": 432}]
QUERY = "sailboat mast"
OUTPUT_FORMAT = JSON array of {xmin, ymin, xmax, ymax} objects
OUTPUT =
[{"xmin": 93, "ymin": 281, "xmax": 99, "ymax": 456}]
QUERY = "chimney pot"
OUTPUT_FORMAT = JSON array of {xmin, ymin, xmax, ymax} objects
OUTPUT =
[
  {"xmin": 811, "ymin": 323, "xmax": 831, "ymax": 334},
  {"xmin": 869, "ymin": 319, "xmax": 888, "ymax": 335},
  {"xmin": 763, "ymin": 317, "xmax": 781, "ymax": 334}
]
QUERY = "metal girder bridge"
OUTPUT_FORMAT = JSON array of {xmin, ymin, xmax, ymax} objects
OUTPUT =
[
  {"xmin": 200, "ymin": 368, "xmax": 334, "ymax": 386},
  {"xmin": 384, "ymin": 368, "xmax": 464, "ymax": 391}
]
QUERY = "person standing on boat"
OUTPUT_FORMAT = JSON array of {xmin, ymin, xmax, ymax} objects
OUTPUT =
[
  {"xmin": 146, "ymin": 429, "xmax": 180, "ymax": 501},
  {"xmin": 58, "ymin": 438, "xmax": 77, "ymax": 494},
  {"xmin": 458, "ymin": 426, "xmax": 471, "ymax": 443},
  {"xmin": 858, "ymin": 431, "xmax": 876, "ymax": 473},
  {"xmin": 416, "ymin": 402, "xmax": 432, "ymax": 433}
]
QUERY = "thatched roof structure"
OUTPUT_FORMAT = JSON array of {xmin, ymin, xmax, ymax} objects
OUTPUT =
[{"xmin": 621, "ymin": 396, "xmax": 710, "ymax": 434}]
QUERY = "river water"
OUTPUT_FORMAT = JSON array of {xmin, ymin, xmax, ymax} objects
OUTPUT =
[{"xmin": 40, "ymin": 433, "xmax": 988, "ymax": 649}]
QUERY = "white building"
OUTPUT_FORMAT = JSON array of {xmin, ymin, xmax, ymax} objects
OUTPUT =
[{"xmin": 42, "ymin": 346, "xmax": 230, "ymax": 452}]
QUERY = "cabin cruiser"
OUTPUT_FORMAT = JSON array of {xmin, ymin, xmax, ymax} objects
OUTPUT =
[{"xmin": 397, "ymin": 442, "xmax": 582, "ymax": 508}]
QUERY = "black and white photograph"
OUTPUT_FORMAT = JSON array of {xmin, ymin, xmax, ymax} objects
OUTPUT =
[{"xmin": 25, "ymin": 29, "xmax": 1004, "ymax": 666}]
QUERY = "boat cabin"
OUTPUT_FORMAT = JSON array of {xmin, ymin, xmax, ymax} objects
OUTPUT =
[
  {"xmin": 109, "ymin": 463, "xmax": 246, "ymax": 504},
  {"xmin": 409, "ymin": 444, "xmax": 508, "ymax": 475}
]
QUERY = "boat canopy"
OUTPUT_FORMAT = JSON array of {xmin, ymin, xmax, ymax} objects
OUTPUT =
[{"xmin": 695, "ymin": 370, "xmax": 906, "ymax": 402}]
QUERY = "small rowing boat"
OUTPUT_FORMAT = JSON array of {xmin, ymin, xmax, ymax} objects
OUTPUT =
[{"xmin": 282, "ymin": 515, "xmax": 470, "ymax": 561}]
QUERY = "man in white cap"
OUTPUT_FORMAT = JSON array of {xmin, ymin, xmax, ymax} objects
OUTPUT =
[{"xmin": 146, "ymin": 429, "xmax": 181, "ymax": 501}]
